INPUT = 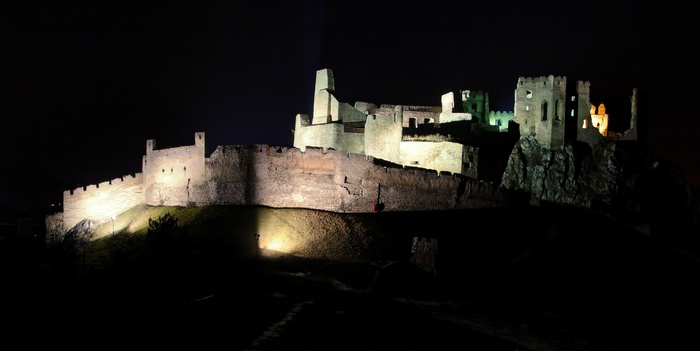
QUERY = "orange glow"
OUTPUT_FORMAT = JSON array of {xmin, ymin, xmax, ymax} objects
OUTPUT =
[
  {"xmin": 598, "ymin": 103, "xmax": 606, "ymax": 115},
  {"xmin": 590, "ymin": 112, "xmax": 609, "ymax": 136}
]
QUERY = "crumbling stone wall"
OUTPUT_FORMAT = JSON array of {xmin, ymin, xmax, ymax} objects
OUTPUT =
[{"xmin": 198, "ymin": 144, "xmax": 507, "ymax": 212}]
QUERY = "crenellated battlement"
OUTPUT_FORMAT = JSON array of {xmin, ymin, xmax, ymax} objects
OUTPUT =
[
  {"xmin": 576, "ymin": 80, "xmax": 591, "ymax": 94},
  {"xmin": 64, "ymin": 173, "xmax": 143, "ymax": 197},
  {"xmin": 518, "ymin": 75, "xmax": 566, "ymax": 87}
]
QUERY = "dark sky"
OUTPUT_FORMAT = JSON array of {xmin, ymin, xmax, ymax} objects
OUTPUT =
[{"xmin": 2, "ymin": 1, "xmax": 699, "ymax": 209}]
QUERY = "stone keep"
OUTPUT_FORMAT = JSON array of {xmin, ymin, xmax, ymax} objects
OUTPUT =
[{"xmin": 513, "ymin": 75, "xmax": 567, "ymax": 149}]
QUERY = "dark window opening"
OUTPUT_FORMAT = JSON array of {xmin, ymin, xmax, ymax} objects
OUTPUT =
[
  {"xmin": 541, "ymin": 101, "xmax": 548, "ymax": 121},
  {"xmin": 409, "ymin": 118, "xmax": 416, "ymax": 128}
]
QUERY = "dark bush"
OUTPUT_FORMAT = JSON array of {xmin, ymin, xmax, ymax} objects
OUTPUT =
[{"xmin": 146, "ymin": 212, "xmax": 181, "ymax": 254}]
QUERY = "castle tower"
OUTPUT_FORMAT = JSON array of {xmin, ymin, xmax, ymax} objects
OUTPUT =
[
  {"xmin": 513, "ymin": 75, "xmax": 567, "ymax": 148},
  {"xmin": 575, "ymin": 80, "xmax": 603, "ymax": 146},
  {"xmin": 312, "ymin": 68, "xmax": 336, "ymax": 124},
  {"xmin": 460, "ymin": 90, "xmax": 489, "ymax": 124}
]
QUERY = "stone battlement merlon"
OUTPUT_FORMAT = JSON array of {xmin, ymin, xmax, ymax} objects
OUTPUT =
[{"xmin": 146, "ymin": 132, "xmax": 206, "ymax": 154}]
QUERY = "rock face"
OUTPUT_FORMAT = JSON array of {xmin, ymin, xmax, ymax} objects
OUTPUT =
[{"xmin": 500, "ymin": 136, "xmax": 619, "ymax": 207}]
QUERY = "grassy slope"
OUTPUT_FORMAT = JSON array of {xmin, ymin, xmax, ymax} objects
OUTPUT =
[{"xmin": 81, "ymin": 204, "xmax": 700, "ymax": 350}]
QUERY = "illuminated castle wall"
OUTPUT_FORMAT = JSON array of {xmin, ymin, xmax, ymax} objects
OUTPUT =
[
  {"xmin": 61, "ymin": 135, "xmax": 510, "ymax": 230},
  {"xmin": 63, "ymin": 174, "xmax": 144, "ymax": 230}
]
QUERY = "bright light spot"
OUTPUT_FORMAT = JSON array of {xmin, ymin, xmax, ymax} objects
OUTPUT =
[
  {"xmin": 265, "ymin": 237, "xmax": 288, "ymax": 251},
  {"xmin": 590, "ymin": 112, "xmax": 609, "ymax": 136}
]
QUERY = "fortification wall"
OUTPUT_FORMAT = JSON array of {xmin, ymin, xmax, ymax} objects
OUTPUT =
[
  {"xmin": 199, "ymin": 145, "xmax": 507, "ymax": 212},
  {"xmin": 63, "ymin": 173, "xmax": 144, "ymax": 229},
  {"xmin": 61, "ymin": 143, "xmax": 512, "ymax": 231}
]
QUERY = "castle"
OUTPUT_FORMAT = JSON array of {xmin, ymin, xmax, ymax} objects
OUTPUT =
[{"xmin": 56, "ymin": 68, "xmax": 639, "ymax": 232}]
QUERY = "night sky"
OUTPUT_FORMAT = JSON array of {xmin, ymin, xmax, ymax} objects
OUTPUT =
[{"xmin": 2, "ymin": 1, "xmax": 699, "ymax": 211}]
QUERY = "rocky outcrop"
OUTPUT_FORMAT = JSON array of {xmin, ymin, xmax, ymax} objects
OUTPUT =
[{"xmin": 500, "ymin": 136, "xmax": 619, "ymax": 207}]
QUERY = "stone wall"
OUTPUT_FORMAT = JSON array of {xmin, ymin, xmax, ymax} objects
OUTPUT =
[
  {"xmin": 399, "ymin": 141, "xmax": 473, "ymax": 177},
  {"xmin": 188, "ymin": 144, "xmax": 507, "ymax": 213},
  {"xmin": 63, "ymin": 173, "xmax": 144, "ymax": 229},
  {"xmin": 488, "ymin": 111, "xmax": 515, "ymax": 132},
  {"xmin": 61, "ymin": 141, "xmax": 513, "ymax": 231},
  {"xmin": 143, "ymin": 132, "xmax": 207, "ymax": 206}
]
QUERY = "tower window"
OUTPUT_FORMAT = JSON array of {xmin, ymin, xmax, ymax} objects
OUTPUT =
[
  {"xmin": 526, "ymin": 90, "xmax": 533, "ymax": 99},
  {"xmin": 541, "ymin": 101, "xmax": 548, "ymax": 121}
]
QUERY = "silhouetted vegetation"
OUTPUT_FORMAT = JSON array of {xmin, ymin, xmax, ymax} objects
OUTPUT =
[{"xmin": 146, "ymin": 212, "xmax": 182, "ymax": 256}]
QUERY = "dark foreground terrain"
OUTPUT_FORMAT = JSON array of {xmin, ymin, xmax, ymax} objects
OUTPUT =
[{"xmin": 3, "ymin": 205, "xmax": 700, "ymax": 350}]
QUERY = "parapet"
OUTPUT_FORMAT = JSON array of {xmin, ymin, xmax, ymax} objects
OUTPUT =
[{"xmin": 576, "ymin": 80, "xmax": 591, "ymax": 94}]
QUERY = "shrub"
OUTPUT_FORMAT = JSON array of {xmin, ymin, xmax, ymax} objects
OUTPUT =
[{"xmin": 146, "ymin": 212, "xmax": 181, "ymax": 254}]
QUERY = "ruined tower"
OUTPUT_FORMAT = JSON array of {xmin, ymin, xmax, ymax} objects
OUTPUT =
[
  {"xmin": 460, "ymin": 90, "xmax": 489, "ymax": 124},
  {"xmin": 575, "ymin": 80, "xmax": 604, "ymax": 146},
  {"xmin": 513, "ymin": 75, "xmax": 567, "ymax": 148},
  {"xmin": 312, "ymin": 68, "xmax": 336, "ymax": 124}
]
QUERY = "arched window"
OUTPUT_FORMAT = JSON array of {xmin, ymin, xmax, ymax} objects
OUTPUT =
[{"xmin": 541, "ymin": 101, "xmax": 548, "ymax": 121}]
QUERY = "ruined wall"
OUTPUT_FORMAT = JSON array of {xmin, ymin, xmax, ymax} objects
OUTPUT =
[
  {"xmin": 399, "ymin": 141, "xmax": 474, "ymax": 177},
  {"xmin": 488, "ymin": 111, "xmax": 514, "ymax": 132},
  {"xmin": 362, "ymin": 103, "xmax": 441, "ymax": 128},
  {"xmin": 439, "ymin": 112, "xmax": 472, "ymax": 124},
  {"xmin": 294, "ymin": 114, "xmax": 344, "ymax": 152},
  {"xmin": 63, "ymin": 173, "xmax": 144, "ymax": 229},
  {"xmin": 364, "ymin": 107, "xmax": 403, "ymax": 164},
  {"xmin": 198, "ymin": 145, "xmax": 508, "ymax": 212},
  {"xmin": 576, "ymin": 80, "xmax": 604, "ymax": 146}
]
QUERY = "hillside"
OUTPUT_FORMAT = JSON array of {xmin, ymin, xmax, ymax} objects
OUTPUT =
[{"xmin": 4, "ymin": 204, "xmax": 700, "ymax": 350}]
